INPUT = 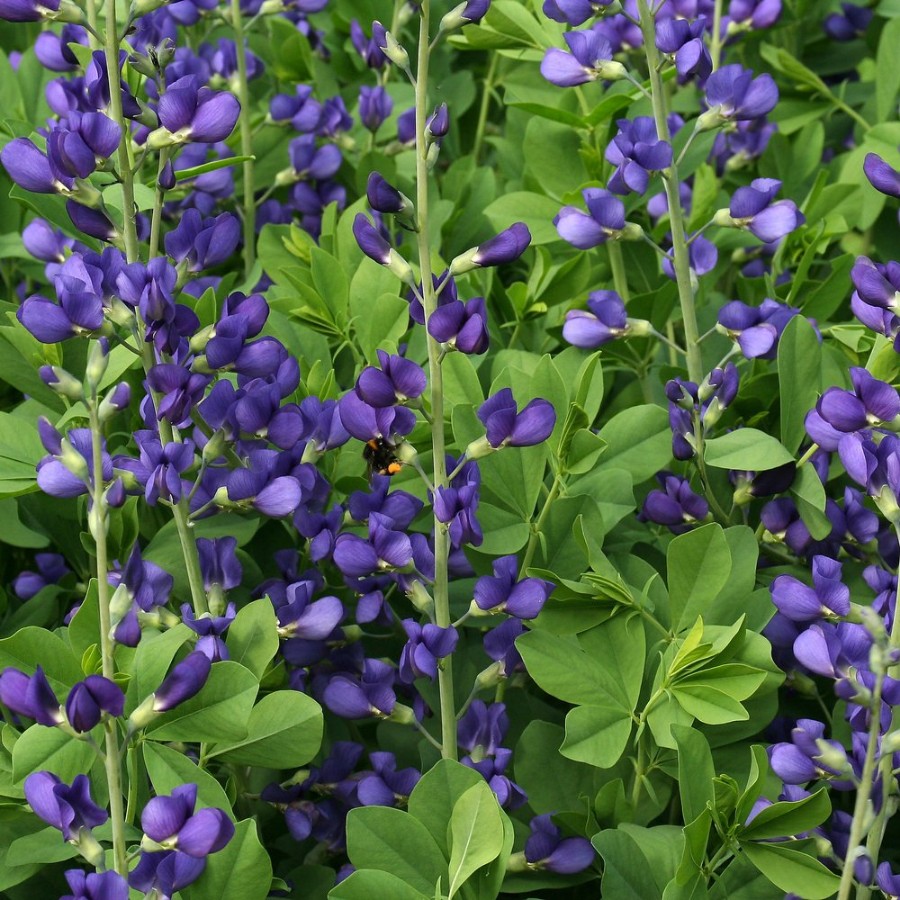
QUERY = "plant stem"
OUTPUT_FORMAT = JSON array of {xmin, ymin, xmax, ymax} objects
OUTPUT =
[
  {"xmin": 231, "ymin": 0, "xmax": 256, "ymax": 278},
  {"xmin": 710, "ymin": 0, "xmax": 723, "ymax": 71},
  {"xmin": 102, "ymin": 0, "xmax": 139, "ymax": 264},
  {"xmin": 414, "ymin": 0, "xmax": 456, "ymax": 761},
  {"xmin": 520, "ymin": 469, "xmax": 564, "ymax": 577},
  {"xmin": 636, "ymin": 0, "xmax": 703, "ymax": 384},
  {"xmin": 88, "ymin": 401, "xmax": 128, "ymax": 878},
  {"xmin": 472, "ymin": 53, "xmax": 498, "ymax": 164},
  {"xmin": 607, "ymin": 241, "xmax": 631, "ymax": 304},
  {"xmin": 149, "ymin": 148, "xmax": 169, "ymax": 260},
  {"xmin": 837, "ymin": 673, "xmax": 885, "ymax": 900}
]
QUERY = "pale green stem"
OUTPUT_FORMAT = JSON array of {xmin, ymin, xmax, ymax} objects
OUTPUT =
[
  {"xmin": 149, "ymin": 148, "xmax": 170, "ymax": 260},
  {"xmin": 415, "ymin": 0, "xmax": 456, "ymax": 761},
  {"xmin": 710, "ymin": 0, "xmax": 723, "ymax": 70},
  {"xmin": 837, "ymin": 674, "xmax": 885, "ymax": 900},
  {"xmin": 607, "ymin": 241, "xmax": 630, "ymax": 304},
  {"xmin": 636, "ymin": 0, "xmax": 703, "ymax": 384},
  {"xmin": 472, "ymin": 53, "xmax": 498, "ymax": 164},
  {"xmin": 102, "ymin": 0, "xmax": 139, "ymax": 264},
  {"xmin": 857, "ymin": 523, "xmax": 900, "ymax": 899},
  {"xmin": 88, "ymin": 400, "xmax": 128, "ymax": 878},
  {"xmin": 85, "ymin": 0, "xmax": 100, "ymax": 47},
  {"xmin": 231, "ymin": 0, "xmax": 256, "ymax": 277},
  {"xmin": 520, "ymin": 469, "xmax": 564, "ymax": 577}
]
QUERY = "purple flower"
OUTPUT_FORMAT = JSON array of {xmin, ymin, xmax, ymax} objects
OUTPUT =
[
  {"xmin": 864, "ymin": 153, "xmax": 900, "ymax": 199},
  {"xmin": 38, "ymin": 428, "xmax": 112, "ymax": 499},
  {"xmin": 141, "ymin": 784, "xmax": 234, "ymax": 857},
  {"xmin": 441, "ymin": 0, "xmax": 491, "ymax": 29},
  {"xmin": 700, "ymin": 64, "xmax": 778, "ymax": 128},
  {"xmin": 463, "ymin": 748, "xmax": 527, "ymax": 810},
  {"xmin": 154, "ymin": 75, "xmax": 240, "ymax": 144},
  {"xmin": 542, "ymin": 0, "xmax": 614, "ymax": 26},
  {"xmin": 333, "ymin": 512, "xmax": 414, "ymax": 578},
  {"xmin": 274, "ymin": 581, "xmax": 344, "ymax": 640},
  {"xmin": 13, "ymin": 552, "xmax": 70, "ymax": 600},
  {"xmin": 1, "ymin": 137, "xmax": 72, "ymax": 194},
  {"xmin": 165, "ymin": 210, "xmax": 240, "ymax": 272},
  {"xmin": 727, "ymin": 0, "xmax": 782, "ymax": 30},
  {"xmin": 65, "ymin": 676, "xmax": 125, "ymax": 733},
  {"xmin": 357, "ymin": 752, "xmax": 421, "ymax": 806},
  {"xmin": 524, "ymin": 814, "xmax": 595, "ymax": 874},
  {"xmin": 366, "ymin": 172, "xmax": 409, "ymax": 215},
  {"xmin": 639, "ymin": 472, "xmax": 710, "ymax": 534},
  {"xmin": 0, "ymin": 665, "xmax": 63, "ymax": 725},
  {"xmin": 716, "ymin": 297, "xmax": 803, "ymax": 359},
  {"xmin": 196, "ymin": 537, "xmax": 242, "ymax": 592},
  {"xmin": 338, "ymin": 391, "xmax": 416, "ymax": 443},
  {"xmin": 24, "ymin": 772, "xmax": 107, "ymax": 841},
  {"xmin": 0, "ymin": 0, "xmax": 63, "ymax": 21},
  {"xmin": 450, "ymin": 223, "xmax": 531, "ymax": 275},
  {"xmin": 769, "ymin": 719, "xmax": 849, "ymax": 785},
  {"xmin": 824, "ymin": 2, "xmax": 872, "ymax": 40},
  {"xmin": 426, "ymin": 103, "xmax": 450, "ymax": 140},
  {"xmin": 434, "ymin": 458, "xmax": 483, "ymax": 548},
  {"xmin": 152, "ymin": 651, "xmax": 212, "ymax": 713},
  {"xmin": 484, "ymin": 618, "xmax": 525, "ymax": 676},
  {"xmin": 428, "ymin": 296, "xmax": 490, "ymax": 354},
  {"xmin": 350, "ymin": 20, "xmax": 388, "ymax": 68},
  {"xmin": 563, "ymin": 290, "xmax": 642, "ymax": 348},
  {"xmin": 656, "ymin": 16, "xmax": 710, "ymax": 83},
  {"xmin": 474, "ymin": 388, "xmax": 556, "ymax": 450},
  {"xmin": 816, "ymin": 367, "xmax": 900, "ymax": 434},
  {"xmin": 182, "ymin": 603, "xmax": 237, "ymax": 662},
  {"xmin": 356, "ymin": 350, "xmax": 426, "ymax": 407},
  {"xmin": 555, "ymin": 188, "xmax": 628, "ymax": 249},
  {"xmin": 473, "ymin": 556, "xmax": 554, "ymax": 618},
  {"xmin": 458, "ymin": 701, "xmax": 509, "ymax": 756},
  {"xmin": 351, "ymin": 213, "xmax": 413, "ymax": 282},
  {"xmin": 606, "ymin": 117, "xmax": 673, "ymax": 195},
  {"xmin": 358, "ymin": 85, "xmax": 393, "ymax": 133},
  {"xmin": 726, "ymin": 178, "xmax": 804, "ymax": 242},
  {"xmin": 323, "ymin": 658, "xmax": 397, "ymax": 719},
  {"xmin": 119, "ymin": 431, "xmax": 195, "ymax": 505},
  {"xmin": 540, "ymin": 26, "xmax": 625, "ymax": 87},
  {"xmin": 398, "ymin": 620, "xmax": 459, "ymax": 683},
  {"xmin": 771, "ymin": 556, "xmax": 850, "ymax": 622},
  {"xmin": 61, "ymin": 869, "xmax": 128, "ymax": 900},
  {"xmin": 128, "ymin": 851, "xmax": 207, "ymax": 899}
]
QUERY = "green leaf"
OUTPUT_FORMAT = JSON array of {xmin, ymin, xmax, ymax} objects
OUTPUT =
[
  {"xmin": 175, "ymin": 155, "xmax": 255, "ymax": 181},
  {"xmin": 738, "ymin": 841, "xmax": 840, "ymax": 899},
  {"xmin": 329, "ymin": 870, "xmax": 430, "ymax": 900},
  {"xmin": 7, "ymin": 826, "xmax": 78, "ymax": 866},
  {"xmin": 740, "ymin": 789, "xmax": 831, "ymax": 841},
  {"xmin": 668, "ymin": 524, "xmax": 732, "ymax": 634},
  {"xmin": 515, "ymin": 629, "xmax": 625, "ymax": 707},
  {"xmin": 207, "ymin": 690, "xmax": 322, "ymax": 768},
  {"xmin": 594, "ymin": 828, "xmax": 675, "ymax": 899},
  {"xmin": 703, "ymin": 429, "xmax": 794, "ymax": 471},
  {"xmin": 345, "ymin": 806, "xmax": 446, "ymax": 896},
  {"xmin": 146, "ymin": 661, "xmax": 258, "ymax": 743},
  {"xmin": 124, "ymin": 624, "xmax": 192, "ymax": 714},
  {"xmin": 352, "ymin": 293, "xmax": 410, "ymax": 363},
  {"xmin": 0, "ymin": 627, "xmax": 81, "ymax": 695},
  {"xmin": 225, "ymin": 599, "xmax": 279, "ymax": 679},
  {"xmin": 672, "ymin": 726, "xmax": 714, "ymax": 824},
  {"xmin": 11, "ymin": 725, "xmax": 96, "ymax": 784},
  {"xmin": 876, "ymin": 18, "xmax": 900, "ymax": 120},
  {"xmin": 560, "ymin": 703, "xmax": 632, "ymax": 768},
  {"xmin": 143, "ymin": 742, "xmax": 234, "ymax": 820},
  {"xmin": 182, "ymin": 819, "xmax": 272, "ymax": 900},
  {"xmin": 596, "ymin": 405, "xmax": 672, "ymax": 482},
  {"xmin": 671, "ymin": 684, "xmax": 749, "ymax": 725},
  {"xmin": 790, "ymin": 464, "xmax": 831, "ymax": 541},
  {"xmin": 407, "ymin": 759, "xmax": 487, "ymax": 858},
  {"xmin": 447, "ymin": 782, "xmax": 504, "ymax": 897},
  {"xmin": 777, "ymin": 317, "xmax": 822, "ymax": 454},
  {"xmin": 483, "ymin": 191, "xmax": 563, "ymax": 245}
]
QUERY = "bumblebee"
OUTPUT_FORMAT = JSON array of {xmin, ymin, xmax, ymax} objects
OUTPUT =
[{"xmin": 363, "ymin": 437, "xmax": 403, "ymax": 478}]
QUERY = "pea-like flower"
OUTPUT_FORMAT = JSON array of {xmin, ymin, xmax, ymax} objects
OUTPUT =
[
  {"xmin": 61, "ymin": 869, "xmax": 128, "ymax": 900},
  {"xmin": 0, "ymin": 665, "xmax": 63, "ymax": 725},
  {"xmin": 472, "ymin": 556, "xmax": 554, "ymax": 618},
  {"xmin": 555, "ymin": 188, "xmax": 638, "ymax": 249},
  {"xmin": 398, "ymin": 619, "xmax": 459, "ymax": 682},
  {"xmin": 606, "ymin": 117, "xmax": 673, "ymax": 195},
  {"xmin": 141, "ymin": 784, "xmax": 234, "ymax": 857},
  {"xmin": 149, "ymin": 74, "xmax": 240, "ymax": 146},
  {"xmin": 448, "ymin": 223, "xmax": 531, "ymax": 275},
  {"xmin": 356, "ymin": 350, "xmax": 426, "ymax": 408},
  {"xmin": 699, "ymin": 64, "xmax": 778, "ymax": 130},
  {"xmin": 771, "ymin": 556, "xmax": 851, "ymax": 622},
  {"xmin": 523, "ymin": 814, "xmax": 595, "ymax": 873},
  {"xmin": 24, "ymin": 772, "xmax": 107, "ymax": 842},
  {"xmin": 863, "ymin": 153, "xmax": 900, "ymax": 199},
  {"xmin": 563, "ymin": 290, "xmax": 650, "ymax": 348},
  {"xmin": 469, "ymin": 388, "xmax": 556, "ymax": 455},
  {"xmin": 65, "ymin": 676, "xmax": 125, "ymax": 732},
  {"xmin": 639, "ymin": 472, "xmax": 710, "ymax": 534},
  {"xmin": 541, "ymin": 26, "xmax": 626, "ymax": 87}
]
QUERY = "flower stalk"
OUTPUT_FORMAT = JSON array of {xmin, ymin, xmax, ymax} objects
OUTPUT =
[
  {"xmin": 231, "ymin": 0, "xmax": 256, "ymax": 278},
  {"xmin": 636, "ymin": 0, "xmax": 703, "ymax": 384},
  {"xmin": 414, "ymin": 0, "xmax": 456, "ymax": 761}
]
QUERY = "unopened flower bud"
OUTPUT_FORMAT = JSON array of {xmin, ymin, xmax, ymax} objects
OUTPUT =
[
  {"xmin": 40, "ymin": 365, "xmax": 84, "ymax": 401},
  {"xmin": 387, "ymin": 703, "xmax": 416, "ymax": 725}
]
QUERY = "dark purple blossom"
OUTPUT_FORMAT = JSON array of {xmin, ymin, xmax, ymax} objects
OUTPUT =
[
  {"xmin": 473, "ymin": 556, "xmax": 554, "ymax": 618},
  {"xmin": 474, "ymin": 388, "xmax": 556, "ymax": 450},
  {"xmin": 824, "ymin": 2, "xmax": 872, "ymax": 40},
  {"xmin": 450, "ymin": 223, "xmax": 531, "ymax": 274},
  {"xmin": 771, "ymin": 556, "xmax": 850, "ymax": 622},
  {"xmin": 13, "ymin": 553, "xmax": 70, "ymax": 600},
  {"xmin": 182, "ymin": 603, "xmax": 237, "ymax": 662},
  {"xmin": 428, "ymin": 296, "xmax": 490, "ymax": 354},
  {"xmin": 0, "ymin": 665, "xmax": 63, "ymax": 725},
  {"xmin": 563, "ymin": 290, "xmax": 647, "ymax": 348},
  {"xmin": 141, "ymin": 784, "xmax": 234, "ymax": 857},
  {"xmin": 61, "ymin": 869, "xmax": 128, "ymax": 900},
  {"xmin": 606, "ymin": 117, "xmax": 673, "ymax": 195},
  {"xmin": 153, "ymin": 75, "xmax": 240, "ymax": 144},
  {"xmin": 358, "ymin": 85, "xmax": 393, "ymax": 132},
  {"xmin": 640, "ymin": 472, "xmax": 710, "ymax": 534},
  {"xmin": 656, "ymin": 15, "xmax": 710, "ymax": 83},
  {"xmin": 725, "ymin": 178, "xmax": 804, "ymax": 242},
  {"xmin": 555, "ymin": 188, "xmax": 629, "ymax": 249},
  {"xmin": 540, "ymin": 26, "xmax": 626, "ymax": 87},
  {"xmin": 24, "ymin": 772, "xmax": 107, "ymax": 841},
  {"xmin": 128, "ymin": 851, "xmax": 207, "ymax": 900},
  {"xmin": 356, "ymin": 350, "xmax": 426, "ymax": 407},
  {"xmin": 65, "ymin": 676, "xmax": 125, "ymax": 732},
  {"xmin": 356, "ymin": 752, "xmax": 421, "ymax": 806},
  {"xmin": 165, "ymin": 210, "xmax": 240, "ymax": 272},
  {"xmin": 152, "ymin": 651, "xmax": 212, "ymax": 713},
  {"xmin": 323, "ymin": 658, "xmax": 397, "ymax": 719},
  {"xmin": 398, "ymin": 620, "xmax": 459, "ymax": 683},
  {"xmin": 700, "ymin": 64, "xmax": 778, "ymax": 128},
  {"xmin": 333, "ymin": 512, "xmax": 414, "ymax": 578},
  {"xmin": 524, "ymin": 814, "xmax": 595, "ymax": 874},
  {"xmin": 716, "ymin": 298, "xmax": 803, "ymax": 359}
]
